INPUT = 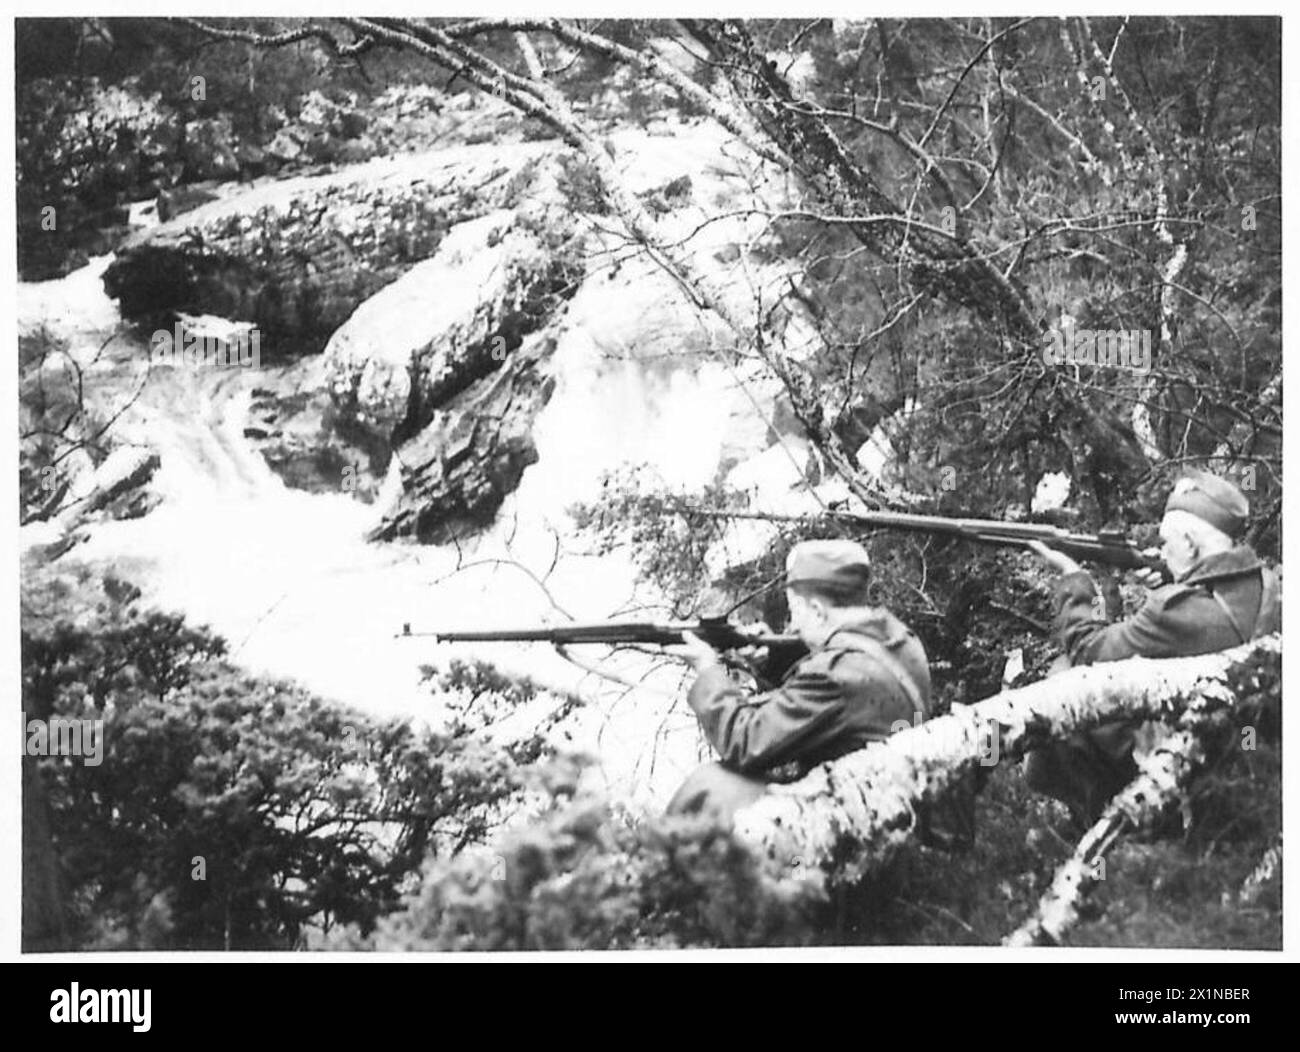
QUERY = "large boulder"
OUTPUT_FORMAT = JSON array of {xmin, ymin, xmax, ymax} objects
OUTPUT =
[
  {"xmin": 322, "ymin": 205, "xmax": 580, "ymax": 444},
  {"xmin": 242, "ymin": 357, "xmax": 392, "ymax": 501},
  {"xmin": 102, "ymin": 142, "xmax": 563, "ymax": 357},
  {"xmin": 243, "ymin": 197, "xmax": 581, "ymax": 521}
]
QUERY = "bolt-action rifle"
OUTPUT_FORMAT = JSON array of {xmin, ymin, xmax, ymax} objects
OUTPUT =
[
  {"xmin": 398, "ymin": 616, "xmax": 800, "ymax": 651},
  {"xmin": 689, "ymin": 508, "xmax": 1170, "ymax": 579},
  {"xmin": 397, "ymin": 616, "xmax": 808, "ymax": 686}
]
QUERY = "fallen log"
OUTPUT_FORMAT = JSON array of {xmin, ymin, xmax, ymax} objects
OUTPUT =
[
  {"xmin": 732, "ymin": 635, "xmax": 1280, "ymax": 890},
  {"xmin": 1007, "ymin": 652, "xmax": 1282, "ymax": 947},
  {"xmin": 1004, "ymin": 723, "xmax": 1207, "ymax": 947}
]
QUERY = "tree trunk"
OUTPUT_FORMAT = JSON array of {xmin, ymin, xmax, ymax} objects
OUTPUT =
[
  {"xmin": 732, "ymin": 636, "xmax": 1280, "ymax": 888},
  {"xmin": 1005, "ymin": 721, "xmax": 1209, "ymax": 947}
]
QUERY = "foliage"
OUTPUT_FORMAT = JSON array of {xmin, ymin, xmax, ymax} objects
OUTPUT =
[
  {"xmin": 328, "ymin": 703, "xmax": 1282, "ymax": 950},
  {"xmin": 423, "ymin": 659, "xmax": 584, "ymax": 768},
  {"xmin": 16, "ymin": 18, "xmax": 474, "ymax": 277},
  {"xmin": 23, "ymin": 572, "xmax": 568, "ymax": 950},
  {"xmin": 357, "ymin": 755, "xmax": 823, "ymax": 951},
  {"xmin": 826, "ymin": 729, "xmax": 1281, "ymax": 948},
  {"xmin": 570, "ymin": 467, "xmax": 755, "ymax": 614},
  {"xmin": 554, "ymin": 153, "xmax": 610, "ymax": 216}
]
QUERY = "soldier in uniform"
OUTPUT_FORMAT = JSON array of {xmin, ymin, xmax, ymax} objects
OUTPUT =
[
  {"xmin": 667, "ymin": 539, "xmax": 932, "ymax": 824},
  {"xmin": 1025, "ymin": 470, "xmax": 1280, "ymax": 825}
]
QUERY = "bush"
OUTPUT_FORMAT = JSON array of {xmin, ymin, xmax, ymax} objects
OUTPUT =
[
  {"xmin": 364, "ymin": 755, "xmax": 824, "ymax": 950},
  {"xmin": 23, "ymin": 572, "xmax": 562, "ymax": 949}
]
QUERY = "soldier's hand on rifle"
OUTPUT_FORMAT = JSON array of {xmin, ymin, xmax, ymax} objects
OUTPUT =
[
  {"xmin": 729, "ymin": 621, "xmax": 773, "ymax": 668},
  {"xmin": 1132, "ymin": 569, "xmax": 1163, "ymax": 589},
  {"xmin": 1026, "ymin": 540, "xmax": 1083, "ymax": 576},
  {"xmin": 1131, "ymin": 561, "xmax": 1164, "ymax": 589},
  {"xmin": 671, "ymin": 631, "xmax": 722, "ymax": 672}
]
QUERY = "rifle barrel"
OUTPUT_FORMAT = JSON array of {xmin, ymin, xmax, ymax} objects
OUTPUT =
[
  {"xmin": 707, "ymin": 507, "xmax": 1063, "ymax": 540},
  {"xmin": 831, "ymin": 509, "xmax": 1068, "ymax": 542}
]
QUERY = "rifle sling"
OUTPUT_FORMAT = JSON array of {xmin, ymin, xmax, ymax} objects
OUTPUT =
[
  {"xmin": 1208, "ymin": 567, "xmax": 1276, "ymax": 645},
  {"xmin": 839, "ymin": 634, "xmax": 926, "ymax": 721},
  {"xmin": 1208, "ymin": 588, "xmax": 1247, "ymax": 645}
]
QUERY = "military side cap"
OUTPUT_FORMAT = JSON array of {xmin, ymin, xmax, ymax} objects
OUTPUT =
[
  {"xmin": 785, "ymin": 539, "xmax": 872, "ymax": 589},
  {"xmin": 1165, "ymin": 470, "xmax": 1249, "ymax": 538}
]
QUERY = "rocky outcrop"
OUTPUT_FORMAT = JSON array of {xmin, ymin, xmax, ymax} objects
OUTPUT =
[
  {"xmin": 56, "ymin": 446, "xmax": 161, "ymax": 530},
  {"xmin": 24, "ymin": 446, "xmax": 161, "ymax": 562},
  {"xmin": 234, "ymin": 195, "xmax": 582, "ymax": 529},
  {"xmin": 103, "ymin": 143, "xmax": 563, "ymax": 357},
  {"xmin": 242, "ymin": 359, "xmax": 392, "ymax": 501},
  {"xmin": 325, "ymin": 201, "xmax": 580, "ymax": 538},
  {"xmin": 323, "ymin": 205, "xmax": 580, "ymax": 443},
  {"xmin": 98, "ymin": 117, "xmax": 806, "ymax": 544},
  {"xmin": 370, "ymin": 333, "xmax": 559, "ymax": 542}
]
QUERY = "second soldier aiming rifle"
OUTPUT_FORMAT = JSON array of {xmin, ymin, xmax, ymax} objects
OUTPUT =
[{"xmin": 686, "ymin": 508, "xmax": 1170, "ymax": 579}]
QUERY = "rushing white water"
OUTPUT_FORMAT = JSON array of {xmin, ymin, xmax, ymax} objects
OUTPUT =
[{"xmin": 18, "ymin": 124, "xmax": 849, "ymax": 807}]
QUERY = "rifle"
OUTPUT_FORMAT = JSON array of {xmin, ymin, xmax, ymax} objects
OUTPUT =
[
  {"xmin": 689, "ymin": 508, "xmax": 1169, "ymax": 578},
  {"xmin": 398, "ymin": 616, "xmax": 809, "ymax": 686},
  {"xmin": 398, "ymin": 616, "xmax": 800, "ymax": 651}
]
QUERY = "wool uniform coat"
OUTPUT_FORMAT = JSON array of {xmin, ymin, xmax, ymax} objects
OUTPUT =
[
  {"xmin": 1027, "ymin": 545, "xmax": 1280, "ymax": 823},
  {"xmin": 667, "ymin": 608, "xmax": 931, "ymax": 822}
]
